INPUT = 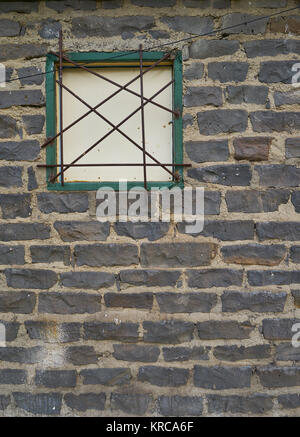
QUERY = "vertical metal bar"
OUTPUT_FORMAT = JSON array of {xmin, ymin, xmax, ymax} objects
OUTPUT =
[
  {"xmin": 139, "ymin": 44, "xmax": 147, "ymax": 190},
  {"xmin": 58, "ymin": 30, "xmax": 64, "ymax": 185}
]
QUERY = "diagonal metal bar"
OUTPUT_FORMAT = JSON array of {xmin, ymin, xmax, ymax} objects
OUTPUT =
[
  {"xmin": 50, "ymin": 79, "xmax": 175, "ymax": 183},
  {"xmin": 58, "ymin": 30, "xmax": 64, "ymax": 186},
  {"xmin": 139, "ymin": 45, "xmax": 147, "ymax": 190},
  {"xmin": 42, "ymin": 52, "xmax": 173, "ymax": 150},
  {"xmin": 55, "ymin": 78, "xmax": 176, "ymax": 182},
  {"xmin": 50, "ymin": 51, "xmax": 177, "ymax": 118}
]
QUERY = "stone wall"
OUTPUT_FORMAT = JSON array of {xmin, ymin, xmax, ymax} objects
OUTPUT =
[{"xmin": 0, "ymin": 0, "xmax": 300, "ymax": 417}]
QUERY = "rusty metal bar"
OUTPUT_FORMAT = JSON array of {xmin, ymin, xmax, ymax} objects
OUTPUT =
[
  {"xmin": 42, "ymin": 52, "xmax": 172, "ymax": 150},
  {"xmin": 58, "ymin": 30, "xmax": 64, "ymax": 186},
  {"xmin": 38, "ymin": 163, "xmax": 191, "ymax": 167},
  {"xmin": 54, "ymin": 78, "xmax": 177, "ymax": 184},
  {"xmin": 139, "ymin": 45, "xmax": 147, "ymax": 190},
  {"xmin": 50, "ymin": 79, "xmax": 176, "ymax": 183},
  {"xmin": 50, "ymin": 51, "xmax": 177, "ymax": 117}
]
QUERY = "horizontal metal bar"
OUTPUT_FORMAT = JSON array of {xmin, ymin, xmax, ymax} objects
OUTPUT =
[{"xmin": 38, "ymin": 163, "xmax": 191, "ymax": 167}]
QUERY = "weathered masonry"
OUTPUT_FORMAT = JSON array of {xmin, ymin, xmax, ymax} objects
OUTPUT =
[{"xmin": 0, "ymin": 0, "xmax": 300, "ymax": 417}]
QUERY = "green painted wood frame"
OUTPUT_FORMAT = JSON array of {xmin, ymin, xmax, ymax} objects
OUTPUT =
[{"xmin": 45, "ymin": 51, "xmax": 183, "ymax": 191}]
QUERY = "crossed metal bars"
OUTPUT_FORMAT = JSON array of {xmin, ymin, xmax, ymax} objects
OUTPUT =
[{"xmin": 39, "ymin": 31, "xmax": 190, "ymax": 188}]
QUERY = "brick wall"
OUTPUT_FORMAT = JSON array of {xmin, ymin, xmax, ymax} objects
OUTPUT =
[{"xmin": 0, "ymin": 0, "xmax": 300, "ymax": 417}]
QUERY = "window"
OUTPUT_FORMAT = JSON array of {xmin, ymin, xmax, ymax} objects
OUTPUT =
[{"xmin": 44, "ymin": 50, "xmax": 183, "ymax": 191}]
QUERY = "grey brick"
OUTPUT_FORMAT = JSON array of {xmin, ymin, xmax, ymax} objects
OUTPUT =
[
  {"xmin": 157, "ymin": 292, "xmax": 217, "ymax": 313},
  {"xmin": 54, "ymin": 221, "xmax": 109, "ymax": 242},
  {"xmin": 270, "ymin": 15, "xmax": 300, "ymax": 34},
  {"xmin": 183, "ymin": 114, "xmax": 194, "ymax": 129},
  {"xmin": 292, "ymin": 192, "xmax": 300, "ymax": 212},
  {"xmin": 0, "ymin": 369, "xmax": 27, "ymax": 385},
  {"xmin": 111, "ymin": 393, "xmax": 151, "ymax": 415},
  {"xmin": 163, "ymin": 346, "xmax": 210, "ymax": 362},
  {"xmin": 25, "ymin": 321, "xmax": 80, "ymax": 343},
  {"xmin": 0, "ymin": 2, "xmax": 38, "ymax": 12},
  {"xmin": 17, "ymin": 67, "xmax": 44, "ymax": 86},
  {"xmin": 184, "ymin": 63, "xmax": 204, "ymax": 80},
  {"xmin": 114, "ymin": 222, "xmax": 169, "ymax": 241},
  {"xmin": 0, "ymin": 223, "xmax": 50, "ymax": 241},
  {"xmin": 0, "ymin": 90, "xmax": 44, "ymax": 109},
  {"xmin": 0, "ymin": 194, "xmax": 31, "ymax": 219},
  {"xmin": 39, "ymin": 19, "xmax": 61, "ymax": 39},
  {"xmin": 66, "ymin": 346, "xmax": 99, "ymax": 365},
  {"xmin": 60, "ymin": 271, "xmax": 115, "ymax": 289},
  {"xmin": 35, "ymin": 370, "xmax": 76, "ymax": 388},
  {"xmin": 190, "ymin": 40, "xmax": 239, "ymax": 59},
  {"xmin": 0, "ymin": 167, "xmax": 22, "ymax": 188},
  {"xmin": 178, "ymin": 220, "xmax": 255, "ymax": 240},
  {"xmin": 251, "ymin": 112, "xmax": 300, "ymax": 133},
  {"xmin": 0, "ymin": 19, "xmax": 21, "ymax": 37},
  {"xmin": 148, "ymin": 29, "xmax": 170, "ymax": 39},
  {"xmin": 119, "ymin": 269, "xmax": 180, "ymax": 287},
  {"xmin": 257, "ymin": 366, "xmax": 300, "ymax": 388},
  {"xmin": 259, "ymin": 61, "xmax": 297, "ymax": 83},
  {"xmin": 184, "ymin": 86, "xmax": 222, "ymax": 107},
  {"xmin": 158, "ymin": 396, "xmax": 203, "ymax": 416},
  {"xmin": 222, "ymin": 291, "xmax": 287, "ymax": 313},
  {"xmin": 197, "ymin": 110, "xmax": 248, "ymax": 135},
  {"xmin": 208, "ymin": 62, "xmax": 248, "ymax": 83},
  {"xmin": 255, "ymin": 165, "xmax": 300, "ymax": 187},
  {"xmin": 84, "ymin": 322, "xmax": 139, "ymax": 343},
  {"xmin": 75, "ymin": 244, "xmax": 138, "ymax": 267},
  {"xmin": 213, "ymin": 345, "xmax": 271, "ymax": 362},
  {"xmin": 72, "ymin": 16, "xmax": 154, "ymax": 37},
  {"xmin": 0, "ymin": 115, "xmax": 18, "ymax": 138},
  {"xmin": 30, "ymin": 245, "xmax": 70, "ymax": 265},
  {"xmin": 286, "ymin": 138, "xmax": 300, "ymax": 159},
  {"xmin": 13, "ymin": 392, "xmax": 62, "ymax": 415},
  {"xmin": 141, "ymin": 242, "xmax": 216, "ymax": 268},
  {"xmin": 247, "ymin": 270, "xmax": 300, "ymax": 286},
  {"xmin": 161, "ymin": 16, "xmax": 213, "ymax": 34},
  {"xmin": 194, "ymin": 366, "xmax": 251, "ymax": 389},
  {"xmin": 292, "ymin": 290, "xmax": 300, "ymax": 307},
  {"xmin": 276, "ymin": 343, "xmax": 300, "ymax": 361},
  {"xmin": 39, "ymin": 292, "xmax": 101, "ymax": 315},
  {"xmin": 22, "ymin": 115, "xmax": 45, "ymax": 134},
  {"xmin": 0, "ymin": 395, "xmax": 10, "ymax": 411},
  {"xmin": 104, "ymin": 292, "xmax": 153, "ymax": 309},
  {"xmin": 28, "ymin": 167, "xmax": 38, "ymax": 191},
  {"xmin": 186, "ymin": 140, "xmax": 229, "ymax": 163},
  {"xmin": 46, "ymin": 0, "xmax": 96, "ymax": 12},
  {"xmin": 0, "ymin": 346, "xmax": 45, "ymax": 364},
  {"xmin": 226, "ymin": 86, "xmax": 268, "ymax": 104},
  {"xmin": 0, "ymin": 291, "xmax": 36, "ymax": 314},
  {"xmin": 143, "ymin": 320, "xmax": 194, "ymax": 344},
  {"xmin": 226, "ymin": 190, "xmax": 289, "ymax": 213},
  {"xmin": 0, "ymin": 44, "xmax": 48, "ymax": 62},
  {"xmin": 0, "ymin": 140, "xmax": 40, "ymax": 161},
  {"xmin": 274, "ymin": 90, "xmax": 300, "ymax": 107},
  {"xmin": 0, "ymin": 245, "xmax": 24, "ymax": 265},
  {"xmin": 187, "ymin": 269, "xmax": 243, "ymax": 288},
  {"xmin": 132, "ymin": 0, "xmax": 175, "ymax": 6},
  {"xmin": 102, "ymin": 0, "xmax": 123, "ymax": 8},
  {"xmin": 64, "ymin": 393, "xmax": 105, "ymax": 412},
  {"xmin": 257, "ymin": 222, "xmax": 300, "ymax": 241},
  {"xmin": 0, "ymin": 321, "xmax": 19, "ymax": 342},
  {"xmin": 37, "ymin": 193, "xmax": 88, "ymax": 214},
  {"xmin": 278, "ymin": 394, "xmax": 300, "ymax": 409},
  {"xmin": 5, "ymin": 268, "xmax": 57, "ymax": 289},
  {"xmin": 81, "ymin": 368, "xmax": 131, "ymax": 386},
  {"xmin": 221, "ymin": 244, "xmax": 286, "ymax": 266},
  {"xmin": 197, "ymin": 321, "xmax": 254, "ymax": 340},
  {"xmin": 113, "ymin": 344, "xmax": 159, "ymax": 362},
  {"xmin": 244, "ymin": 40, "xmax": 300, "ymax": 58},
  {"xmin": 262, "ymin": 318, "xmax": 300, "ymax": 340},
  {"xmin": 221, "ymin": 13, "xmax": 268, "ymax": 35},
  {"xmin": 188, "ymin": 164, "xmax": 251, "ymax": 185},
  {"xmin": 207, "ymin": 394, "xmax": 273, "ymax": 414},
  {"xmin": 138, "ymin": 366, "xmax": 189, "ymax": 387}
]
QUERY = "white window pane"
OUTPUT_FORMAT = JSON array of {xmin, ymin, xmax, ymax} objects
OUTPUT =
[{"xmin": 58, "ymin": 66, "xmax": 173, "ymax": 182}]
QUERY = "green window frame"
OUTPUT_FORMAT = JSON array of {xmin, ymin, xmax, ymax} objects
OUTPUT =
[{"xmin": 45, "ymin": 51, "xmax": 183, "ymax": 191}]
